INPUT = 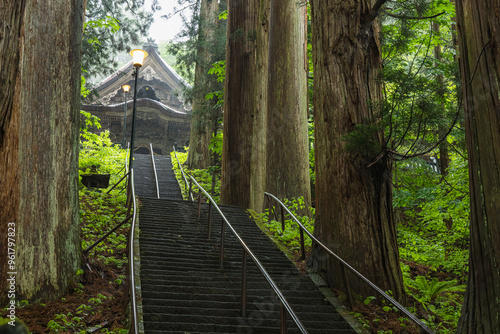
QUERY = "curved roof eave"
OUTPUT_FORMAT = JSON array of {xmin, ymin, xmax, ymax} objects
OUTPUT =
[
  {"xmin": 82, "ymin": 98, "xmax": 189, "ymax": 119},
  {"xmin": 92, "ymin": 46, "xmax": 191, "ymax": 93}
]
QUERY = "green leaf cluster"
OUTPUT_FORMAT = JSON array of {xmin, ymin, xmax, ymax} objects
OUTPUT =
[
  {"xmin": 252, "ymin": 197, "xmax": 315, "ymax": 256},
  {"xmin": 170, "ymin": 149, "xmax": 221, "ymax": 203},
  {"xmin": 394, "ymin": 154, "xmax": 469, "ymax": 276},
  {"xmin": 400, "ymin": 264, "xmax": 465, "ymax": 332},
  {"xmin": 82, "ymin": 0, "xmax": 155, "ymax": 79}
]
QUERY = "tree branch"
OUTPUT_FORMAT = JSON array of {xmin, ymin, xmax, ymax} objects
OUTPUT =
[
  {"xmin": 386, "ymin": 95, "xmax": 462, "ymax": 161},
  {"xmin": 381, "ymin": 9, "xmax": 446, "ymax": 20},
  {"xmin": 363, "ymin": 0, "xmax": 389, "ymax": 28},
  {"xmin": 162, "ymin": 4, "xmax": 196, "ymax": 20}
]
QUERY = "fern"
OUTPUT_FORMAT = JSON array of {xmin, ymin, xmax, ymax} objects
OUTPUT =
[{"xmin": 409, "ymin": 276, "xmax": 465, "ymax": 303}]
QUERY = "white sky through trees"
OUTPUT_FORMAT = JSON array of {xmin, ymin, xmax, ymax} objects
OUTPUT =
[{"xmin": 147, "ymin": 0, "xmax": 188, "ymax": 42}]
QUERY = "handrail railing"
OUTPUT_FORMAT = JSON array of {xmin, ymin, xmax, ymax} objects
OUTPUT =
[
  {"xmin": 189, "ymin": 176, "xmax": 308, "ymax": 333},
  {"xmin": 150, "ymin": 143, "xmax": 160, "ymax": 199},
  {"xmin": 173, "ymin": 146, "xmax": 194, "ymax": 201},
  {"xmin": 129, "ymin": 168, "xmax": 139, "ymax": 333},
  {"xmin": 264, "ymin": 192, "xmax": 434, "ymax": 334}
]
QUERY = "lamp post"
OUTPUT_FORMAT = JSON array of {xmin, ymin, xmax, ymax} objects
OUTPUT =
[
  {"xmin": 128, "ymin": 49, "xmax": 148, "ymax": 172},
  {"xmin": 121, "ymin": 84, "xmax": 130, "ymax": 149}
]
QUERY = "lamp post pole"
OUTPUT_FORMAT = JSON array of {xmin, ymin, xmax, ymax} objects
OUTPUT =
[
  {"xmin": 128, "ymin": 67, "xmax": 140, "ymax": 172},
  {"xmin": 127, "ymin": 49, "xmax": 148, "ymax": 173},
  {"xmin": 122, "ymin": 85, "xmax": 130, "ymax": 149}
]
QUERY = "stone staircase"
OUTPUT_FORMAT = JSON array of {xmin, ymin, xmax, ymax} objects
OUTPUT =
[
  {"xmin": 133, "ymin": 150, "xmax": 357, "ymax": 333},
  {"xmin": 138, "ymin": 198, "xmax": 357, "ymax": 333},
  {"xmin": 132, "ymin": 153, "xmax": 182, "ymax": 200}
]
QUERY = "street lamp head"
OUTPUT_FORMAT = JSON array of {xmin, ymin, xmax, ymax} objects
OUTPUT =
[
  {"xmin": 122, "ymin": 84, "xmax": 131, "ymax": 93},
  {"xmin": 130, "ymin": 49, "xmax": 148, "ymax": 67}
]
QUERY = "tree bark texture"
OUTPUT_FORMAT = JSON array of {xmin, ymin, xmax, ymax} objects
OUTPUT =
[
  {"xmin": 309, "ymin": 0, "xmax": 405, "ymax": 300},
  {"xmin": 0, "ymin": 0, "xmax": 83, "ymax": 303},
  {"xmin": 220, "ymin": 0, "xmax": 269, "ymax": 211},
  {"xmin": 455, "ymin": 0, "xmax": 500, "ymax": 332},
  {"xmin": 265, "ymin": 0, "xmax": 311, "ymax": 207},
  {"xmin": 187, "ymin": 0, "xmax": 220, "ymax": 169}
]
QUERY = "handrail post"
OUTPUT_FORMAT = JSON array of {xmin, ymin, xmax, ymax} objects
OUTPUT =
[
  {"xmin": 281, "ymin": 205, "xmax": 285, "ymax": 232},
  {"xmin": 150, "ymin": 143, "xmax": 160, "ymax": 199},
  {"xmin": 241, "ymin": 250, "xmax": 247, "ymax": 317},
  {"xmin": 268, "ymin": 196, "xmax": 273, "ymax": 223},
  {"xmin": 197, "ymin": 191, "xmax": 202, "ymax": 219},
  {"xmin": 299, "ymin": 228, "xmax": 305, "ymax": 260},
  {"xmin": 340, "ymin": 265, "xmax": 354, "ymax": 309},
  {"xmin": 280, "ymin": 303, "xmax": 288, "ymax": 334},
  {"xmin": 189, "ymin": 178, "xmax": 193, "ymax": 201},
  {"xmin": 126, "ymin": 184, "xmax": 133, "ymax": 218},
  {"xmin": 207, "ymin": 201, "xmax": 212, "ymax": 239},
  {"xmin": 220, "ymin": 218, "xmax": 225, "ymax": 270},
  {"xmin": 270, "ymin": 205, "xmax": 276, "ymax": 224}
]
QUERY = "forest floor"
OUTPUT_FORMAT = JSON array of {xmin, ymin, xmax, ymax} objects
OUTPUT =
[{"xmin": 0, "ymin": 191, "xmax": 129, "ymax": 333}]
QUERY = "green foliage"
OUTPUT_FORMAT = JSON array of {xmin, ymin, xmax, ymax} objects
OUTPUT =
[
  {"xmin": 380, "ymin": 0, "xmax": 461, "ymax": 158},
  {"xmin": 170, "ymin": 150, "xmax": 221, "ymax": 202},
  {"xmin": 218, "ymin": 10, "xmax": 228, "ymax": 20},
  {"xmin": 81, "ymin": 76, "xmax": 91, "ymax": 98},
  {"xmin": 251, "ymin": 197, "xmax": 315, "ymax": 256},
  {"xmin": 205, "ymin": 60, "xmax": 226, "ymax": 108},
  {"xmin": 46, "ymin": 301, "xmax": 126, "ymax": 334},
  {"xmin": 393, "ymin": 150, "xmax": 469, "ymax": 333},
  {"xmin": 394, "ymin": 154, "xmax": 469, "ymax": 276},
  {"xmin": 79, "ymin": 110, "xmax": 128, "ymax": 265},
  {"xmin": 400, "ymin": 264, "xmax": 465, "ymax": 332},
  {"xmin": 84, "ymin": 16, "xmax": 120, "ymax": 48},
  {"xmin": 207, "ymin": 60, "xmax": 226, "ymax": 82},
  {"xmin": 79, "ymin": 110, "xmax": 127, "ymax": 190},
  {"xmin": 209, "ymin": 128, "xmax": 223, "ymax": 156},
  {"xmin": 407, "ymin": 276, "xmax": 465, "ymax": 304},
  {"xmin": 82, "ymin": 0, "xmax": 155, "ymax": 79},
  {"xmin": 47, "ymin": 313, "xmax": 86, "ymax": 333}
]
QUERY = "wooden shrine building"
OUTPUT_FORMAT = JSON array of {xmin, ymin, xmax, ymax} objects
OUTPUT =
[{"xmin": 81, "ymin": 40, "xmax": 191, "ymax": 155}]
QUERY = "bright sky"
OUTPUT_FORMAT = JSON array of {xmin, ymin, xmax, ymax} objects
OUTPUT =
[{"xmin": 146, "ymin": 0, "xmax": 189, "ymax": 42}]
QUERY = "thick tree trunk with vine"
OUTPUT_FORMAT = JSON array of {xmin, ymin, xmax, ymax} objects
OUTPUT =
[
  {"xmin": 0, "ymin": 0, "xmax": 83, "ymax": 303},
  {"xmin": 220, "ymin": 0, "xmax": 269, "ymax": 211},
  {"xmin": 265, "ymin": 0, "xmax": 311, "ymax": 209},
  {"xmin": 455, "ymin": 0, "xmax": 500, "ymax": 332},
  {"xmin": 308, "ymin": 0, "xmax": 405, "ymax": 301},
  {"xmin": 186, "ymin": 0, "xmax": 220, "ymax": 169}
]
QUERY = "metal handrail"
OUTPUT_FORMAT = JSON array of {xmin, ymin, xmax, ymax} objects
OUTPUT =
[
  {"xmin": 150, "ymin": 143, "xmax": 160, "ymax": 199},
  {"xmin": 264, "ymin": 192, "xmax": 434, "ymax": 334},
  {"xmin": 189, "ymin": 176, "xmax": 308, "ymax": 333},
  {"xmin": 129, "ymin": 168, "xmax": 139, "ymax": 333},
  {"xmin": 172, "ymin": 146, "xmax": 194, "ymax": 201}
]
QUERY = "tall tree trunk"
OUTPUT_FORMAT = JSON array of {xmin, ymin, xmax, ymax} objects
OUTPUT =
[
  {"xmin": 220, "ymin": 0, "xmax": 270, "ymax": 211},
  {"xmin": 0, "ymin": 0, "xmax": 83, "ymax": 303},
  {"xmin": 186, "ymin": 0, "xmax": 220, "ymax": 169},
  {"xmin": 455, "ymin": 0, "xmax": 500, "ymax": 332},
  {"xmin": 308, "ymin": 0, "xmax": 405, "ymax": 301},
  {"xmin": 265, "ymin": 0, "xmax": 311, "ymax": 208}
]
